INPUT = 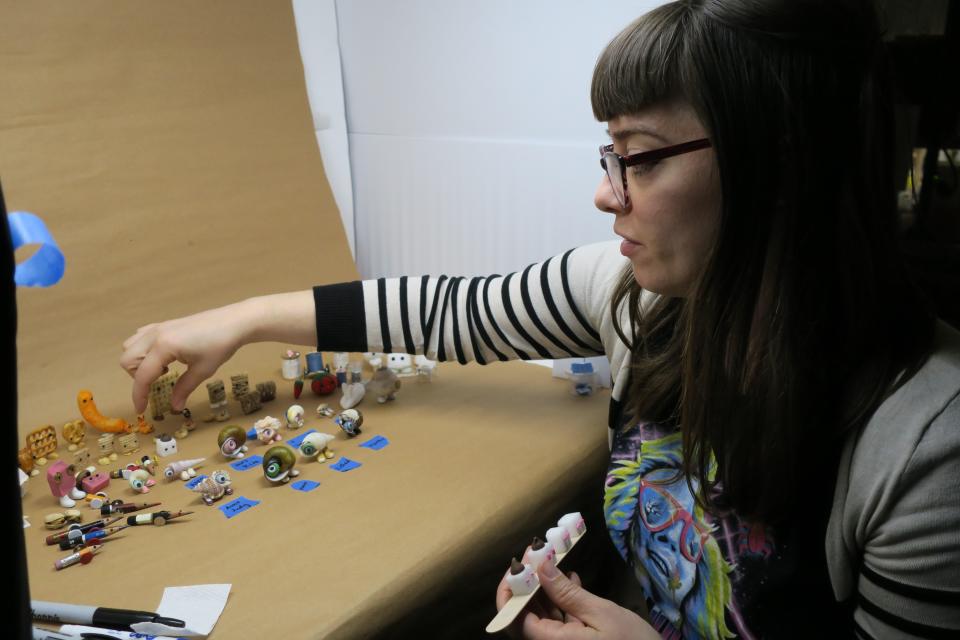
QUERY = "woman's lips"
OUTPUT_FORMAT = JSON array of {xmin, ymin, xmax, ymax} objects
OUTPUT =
[{"xmin": 620, "ymin": 238, "xmax": 641, "ymax": 257}]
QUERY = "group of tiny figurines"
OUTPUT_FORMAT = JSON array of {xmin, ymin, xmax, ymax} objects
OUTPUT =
[{"xmin": 22, "ymin": 350, "xmax": 436, "ymax": 521}]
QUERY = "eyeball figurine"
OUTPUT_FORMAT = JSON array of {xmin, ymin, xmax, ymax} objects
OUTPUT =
[
  {"xmin": 334, "ymin": 409, "xmax": 363, "ymax": 437},
  {"xmin": 192, "ymin": 469, "xmax": 233, "ymax": 506},
  {"xmin": 262, "ymin": 446, "xmax": 300, "ymax": 484},
  {"xmin": 285, "ymin": 404, "xmax": 305, "ymax": 430},
  {"xmin": 128, "ymin": 468, "xmax": 155, "ymax": 494},
  {"xmin": 298, "ymin": 432, "xmax": 336, "ymax": 463},
  {"xmin": 218, "ymin": 425, "xmax": 248, "ymax": 460}
]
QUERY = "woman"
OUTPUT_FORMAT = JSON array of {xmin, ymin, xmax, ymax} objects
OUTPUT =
[{"xmin": 121, "ymin": 1, "xmax": 960, "ymax": 638}]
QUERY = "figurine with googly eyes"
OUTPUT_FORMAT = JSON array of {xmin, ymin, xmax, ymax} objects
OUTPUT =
[
  {"xmin": 128, "ymin": 468, "xmax": 155, "ymax": 494},
  {"xmin": 192, "ymin": 470, "xmax": 233, "ymax": 506},
  {"xmin": 262, "ymin": 446, "xmax": 300, "ymax": 484},
  {"xmin": 298, "ymin": 432, "xmax": 336, "ymax": 463},
  {"xmin": 218, "ymin": 425, "xmax": 249, "ymax": 460},
  {"xmin": 253, "ymin": 416, "xmax": 283, "ymax": 444},
  {"xmin": 334, "ymin": 409, "xmax": 363, "ymax": 437}
]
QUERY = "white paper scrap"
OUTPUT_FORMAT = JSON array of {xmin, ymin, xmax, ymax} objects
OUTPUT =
[{"xmin": 130, "ymin": 583, "xmax": 231, "ymax": 637}]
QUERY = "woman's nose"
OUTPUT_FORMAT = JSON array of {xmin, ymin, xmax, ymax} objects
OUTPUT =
[{"xmin": 594, "ymin": 175, "xmax": 625, "ymax": 214}]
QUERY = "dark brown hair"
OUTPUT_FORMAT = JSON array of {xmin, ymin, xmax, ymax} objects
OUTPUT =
[{"xmin": 592, "ymin": 0, "xmax": 935, "ymax": 524}]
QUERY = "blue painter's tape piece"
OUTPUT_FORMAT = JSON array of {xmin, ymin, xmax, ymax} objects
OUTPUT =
[
  {"xmin": 360, "ymin": 435, "xmax": 389, "ymax": 450},
  {"xmin": 185, "ymin": 475, "xmax": 207, "ymax": 490},
  {"xmin": 291, "ymin": 479, "xmax": 320, "ymax": 492},
  {"xmin": 219, "ymin": 496, "xmax": 260, "ymax": 519},
  {"xmin": 246, "ymin": 427, "xmax": 257, "ymax": 440},
  {"xmin": 8, "ymin": 211, "xmax": 65, "ymax": 287},
  {"xmin": 285, "ymin": 429, "xmax": 317, "ymax": 450},
  {"xmin": 330, "ymin": 457, "xmax": 362, "ymax": 472},
  {"xmin": 229, "ymin": 455, "xmax": 263, "ymax": 472}
]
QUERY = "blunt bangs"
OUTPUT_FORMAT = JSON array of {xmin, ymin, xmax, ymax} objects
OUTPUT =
[{"xmin": 591, "ymin": 3, "xmax": 697, "ymax": 122}]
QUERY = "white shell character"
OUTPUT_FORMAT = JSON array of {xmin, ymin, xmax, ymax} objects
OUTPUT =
[
  {"xmin": 386, "ymin": 353, "xmax": 415, "ymax": 377},
  {"xmin": 298, "ymin": 432, "xmax": 336, "ymax": 463},
  {"xmin": 128, "ymin": 468, "xmax": 155, "ymax": 494},
  {"xmin": 285, "ymin": 404, "xmax": 305, "ymax": 429},
  {"xmin": 162, "ymin": 457, "xmax": 205, "ymax": 482}
]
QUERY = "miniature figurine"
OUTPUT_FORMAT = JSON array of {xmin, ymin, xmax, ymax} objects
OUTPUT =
[
  {"xmin": 47, "ymin": 461, "xmax": 86, "ymax": 508},
  {"xmin": 148, "ymin": 370, "xmax": 180, "ymax": 420},
  {"xmin": 154, "ymin": 434, "xmax": 178, "ymax": 458},
  {"xmin": 545, "ymin": 526, "xmax": 572, "ymax": 554},
  {"xmin": 262, "ymin": 445, "xmax": 300, "ymax": 484},
  {"xmin": 363, "ymin": 351, "xmax": 384, "ymax": 369},
  {"xmin": 334, "ymin": 409, "xmax": 363, "ymax": 437},
  {"xmin": 75, "ymin": 467, "xmax": 109, "ymax": 494},
  {"xmin": 61, "ymin": 419, "xmax": 86, "ymax": 451},
  {"xmin": 568, "ymin": 362, "xmax": 596, "ymax": 396},
  {"xmin": 305, "ymin": 351, "xmax": 325, "ymax": 375},
  {"xmin": 239, "ymin": 390, "xmax": 262, "ymax": 415},
  {"xmin": 386, "ymin": 353, "xmax": 416, "ymax": 377},
  {"xmin": 218, "ymin": 424, "xmax": 248, "ymax": 459},
  {"xmin": 253, "ymin": 416, "xmax": 283, "ymax": 444},
  {"xmin": 173, "ymin": 408, "xmax": 195, "ymax": 438},
  {"xmin": 558, "ymin": 512, "xmax": 586, "ymax": 537},
  {"xmin": 109, "ymin": 455, "xmax": 158, "ymax": 481},
  {"xmin": 26, "ymin": 424, "xmax": 59, "ymax": 465},
  {"xmin": 205, "ymin": 379, "xmax": 230, "ymax": 422},
  {"xmin": 162, "ymin": 457, "xmax": 206, "ymax": 481},
  {"xmin": 285, "ymin": 404, "xmax": 305, "ymax": 429},
  {"xmin": 333, "ymin": 352, "xmax": 350, "ymax": 385},
  {"xmin": 86, "ymin": 491, "xmax": 111, "ymax": 510},
  {"xmin": 71, "ymin": 447, "xmax": 92, "ymax": 468},
  {"xmin": 525, "ymin": 537, "xmax": 556, "ymax": 571},
  {"xmin": 310, "ymin": 371, "xmax": 338, "ymax": 396},
  {"xmin": 339, "ymin": 382, "xmax": 365, "ymax": 410},
  {"xmin": 128, "ymin": 468, "xmax": 155, "ymax": 494},
  {"xmin": 415, "ymin": 354, "xmax": 437, "ymax": 382},
  {"xmin": 18, "ymin": 447, "xmax": 36, "ymax": 476},
  {"xmin": 192, "ymin": 470, "xmax": 233, "ymax": 506},
  {"xmin": 505, "ymin": 558, "xmax": 539, "ymax": 596},
  {"xmin": 365, "ymin": 367, "xmax": 401, "ymax": 403},
  {"xmin": 281, "ymin": 349, "xmax": 302, "ymax": 380},
  {"xmin": 116, "ymin": 433, "xmax": 141, "ymax": 455},
  {"xmin": 77, "ymin": 391, "xmax": 133, "ymax": 433},
  {"xmin": 231, "ymin": 373, "xmax": 250, "ymax": 400},
  {"xmin": 256, "ymin": 381, "xmax": 277, "ymax": 403},
  {"xmin": 96, "ymin": 433, "xmax": 118, "ymax": 465},
  {"xmin": 316, "ymin": 404, "xmax": 335, "ymax": 418},
  {"xmin": 44, "ymin": 509, "xmax": 82, "ymax": 530},
  {"xmin": 136, "ymin": 414, "xmax": 155, "ymax": 434},
  {"xmin": 298, "ymin": 432, "xmax": 336, "ymax": 463}
]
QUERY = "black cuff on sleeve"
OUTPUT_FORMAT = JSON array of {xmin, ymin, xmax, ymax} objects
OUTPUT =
[{"xmin": 313, "ymin": 281, "xmax": 367, "ymax": 352}]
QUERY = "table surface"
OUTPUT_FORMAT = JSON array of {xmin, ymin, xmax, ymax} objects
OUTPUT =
[{"xmin": 22, "ymin": 358, "xmax": 611, "ymax": 639}]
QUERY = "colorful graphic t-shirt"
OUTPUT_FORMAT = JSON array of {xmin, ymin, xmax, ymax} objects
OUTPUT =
[{"xmin": 604, "ymin": 420, "xmax": 847, "ymax": 640}]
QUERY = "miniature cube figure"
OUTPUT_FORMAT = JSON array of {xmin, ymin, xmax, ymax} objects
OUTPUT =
[
  {"xmin": 97, "ymin": 433, "xmax": 117, "ymax": 465},
  {"xmin": 47, "ymin": 461, "xmax": 86, "ymax": 508},
  {"xmin": 256, "ymin": 381, "xmax": 277, "ymax": 403},
  {"xmin": 206, "ymin": 379, "xmax": 230, "ymax": 421},
  {"xmin": 239, "ymin": 391, "xmax": 262, "ymax": 415},
  {"xmin": 154, "ymin": 434, "xmax": 178, "ymax": 458},
  {"xmin": 230, "ymin": 373, "xmax": 250, "ymax": 400},
  {"xmin": 80, "ymin": 471, "xmax": 110, "ymax": 494},
  {"xmin": 72, "ymin": 448, "xmax": 92, "ymax": 468},
  {"xmin": 117, "ymin": 433, "xmax": 140, "ymax": 455},
  {"xmin": 61, "ymin": 419, "xmax": 86, "ymax": 451},
  {"xmin": 148, "ymin": 370, "xmax": 181, "ymax": 420}
]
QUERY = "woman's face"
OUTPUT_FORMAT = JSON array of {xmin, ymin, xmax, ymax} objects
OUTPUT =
[{"xmin": 595, "ymin": 103, "xmax": 721, "ymax": 297}]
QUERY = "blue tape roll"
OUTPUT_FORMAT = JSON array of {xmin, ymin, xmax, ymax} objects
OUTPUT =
[{"xmin": 8, "ymin": 211, "xmax": 65, "ymax": 287}]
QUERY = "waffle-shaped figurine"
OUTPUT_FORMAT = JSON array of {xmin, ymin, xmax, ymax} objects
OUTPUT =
[
  {"xmin": 218, "ymin": 425, "xmax": 248, "ymax": 460},
  {"xmin": 262, "ymin": 446, "xmax": 300, "ymax": 484},
  {"xmin": 298, "ymin": 432, "xmax": 336, "ymax": 463},
  {"xmin": 192, "ymin": 470, "xmax": 233, "ymax": 506}
]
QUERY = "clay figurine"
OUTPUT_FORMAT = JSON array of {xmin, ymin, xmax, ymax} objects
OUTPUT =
[
  {"xmin": 334, "ymin": 409, "xmax": 363, "ymax": 437},
  {"xmin": 192, "ymin": 470, "xmax": 233, "ymax": 506},
  {"xmin": 218, "ymin": 425, "xmax": 248, "ymax": 459},
  {"xmin": 298, "ymin": 432, "xmax": 336, "ymax": 463},
  {"xmin": 262, "ymin": 446, "xmax": 300, "ymax": 484},
  {"xmin": 253, "ymin": 416, "xmax": 283, "ymax": 444}
]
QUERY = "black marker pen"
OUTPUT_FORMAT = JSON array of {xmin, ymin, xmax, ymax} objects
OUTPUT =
[{"xmin": 31, "ymin": 600, "xmax": 185, "ymax": 629}]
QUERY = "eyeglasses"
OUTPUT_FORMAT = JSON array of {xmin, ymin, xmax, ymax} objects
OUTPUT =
[
  {"xmin": 599, "ymin": 138, "xmax": 712, "ymax": 208},
  {"xmin": 637, "ymin": 478, "xmax": 711, "ymax": 563}
]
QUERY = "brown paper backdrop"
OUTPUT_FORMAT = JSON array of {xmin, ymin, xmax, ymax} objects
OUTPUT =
[
  {"xmin": 2, "ymin": 1, "xmax": 357, "ymax": 438},
  {"xmin": 5, "ymin": 4, "xmax": 616, "ymax": 638}
]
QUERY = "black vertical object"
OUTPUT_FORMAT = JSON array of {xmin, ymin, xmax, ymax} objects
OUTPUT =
[{"xmin": 1, "ymin": 180, "xmax": 31, "ymax": 639}]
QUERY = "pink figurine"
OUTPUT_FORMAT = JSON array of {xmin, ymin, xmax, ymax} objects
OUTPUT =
[{"xmin": 47, "ymin": 461, "xmax": 86, "ymax": 508}]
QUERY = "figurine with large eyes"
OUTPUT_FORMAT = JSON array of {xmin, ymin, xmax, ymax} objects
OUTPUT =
[
  {"xmin": 298, "ymin": 432, "xmax": 336, "ymax": 463},
  {"xmin": 218, "ymin": 425, "xmax": 248, "ymax": 460},
  {"xmin": 192, "ymin": 469, "xmax": 233, "ymax": 506},
  {"xmin": 128, "ymin": 468, "xmax": 155, "ymax": 494},
  {"xmin": 334, "ymin": 409, "xmax": 363, "ymax": 437},
  {"xmin": 285, "ymin": 404, "xmax": 305, "ymax": 430},
  {"xmin": 262, "ymin": 446, "xmax": 300, "ymax": 484}
]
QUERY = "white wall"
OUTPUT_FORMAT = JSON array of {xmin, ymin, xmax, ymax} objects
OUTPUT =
[{"xmin": 296, "ymin": 1, "xmax": 664, "ymax": 278}]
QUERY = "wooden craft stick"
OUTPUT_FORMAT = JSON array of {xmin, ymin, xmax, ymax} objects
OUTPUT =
[{"xmin": 485, "ymin": 526, "xmax": 587, "ymax": 634}]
